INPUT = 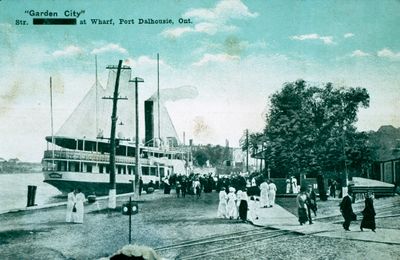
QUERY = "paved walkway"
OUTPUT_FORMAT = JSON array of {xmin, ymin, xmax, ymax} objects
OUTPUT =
[{"xmin": 252, "ymin": 203, "xmax": 400, "ymax": 245}]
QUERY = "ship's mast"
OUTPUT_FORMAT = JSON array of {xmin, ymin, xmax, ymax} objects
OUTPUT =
[
  {"xmin": 95, "ymin": 56, "xmax": 99, "ymax": 153},
  {"xmin": 95, "ymin": 55, "xmax": 99, "ymax": 139},
  {"xmin": 157, "ymin": 53, "xmax": 161, "ymax": 147},
  {"xmin": 50, "ymin": 77, "xmax": 55, "ymax": 169}
]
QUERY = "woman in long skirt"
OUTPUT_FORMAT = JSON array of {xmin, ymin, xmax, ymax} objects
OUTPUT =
[
  {"xmin": 360, "ymin": 196, "xmax": 376, "ymax": 232},
  {"xmin": 66, "ymin": 189, "xmax": 76, "ymax": 223},
  {"xmin": 248, "ymin": 196, "xmax": 259, "ymax": 222},
  {"xmin": 238, "ymin": 190, "xmax": 249, "ymax": 222},
  {"xmin": 296, "ymin": 187, "xmax": 308, "ymax": 225},
  {"xmin": 267, "ymin": 180, "xmax": 277, "ymax": 207},
  {"xmin": 226, "ymin": 187, "xmax": 238, "ymax": 220},
  {"xmin": 236, "ymin": 189, "xmax": 243, "ymax": 216},
  {"xmin": 259, "ymin": 180, "xmax": 269, "ymax": 208},
  {"xmin": 217, "ymin": 188, "xmax": 228, "ymax": 218},
  {"xmin": 74, "ymin": 189, "xmax": 85, "ymax": 224}
]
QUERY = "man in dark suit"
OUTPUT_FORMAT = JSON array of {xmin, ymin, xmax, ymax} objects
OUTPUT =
[{"xmin": 340, "ymin": 193, "xmax": 355, "ymax": 231}]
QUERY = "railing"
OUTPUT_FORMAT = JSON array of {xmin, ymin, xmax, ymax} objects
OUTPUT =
[{"xmin": 43, "ymin": 150, "xmax": 138, "ymax": 164}]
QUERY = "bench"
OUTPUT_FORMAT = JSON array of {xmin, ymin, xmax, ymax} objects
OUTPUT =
[{"xmin": 349, "ymin": 186, "xmax": 395, "ymax": 202}]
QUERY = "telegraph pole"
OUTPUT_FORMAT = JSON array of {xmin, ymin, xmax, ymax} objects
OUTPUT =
[
  {"xmin": 246, "ymin": 129, "xmax": 249, "ymax": 173},
  {"xmin": 129, "ymin": 77, "xmax": 144, "ymax": 200},
  {"xmin": 103, "ymin": 60, "xmax": 129, "ymax": 209}
]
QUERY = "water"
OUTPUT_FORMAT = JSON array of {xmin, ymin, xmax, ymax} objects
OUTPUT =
[{"xmin": 0, "ymin": 173, "xmax": 63, "ymax": 213}]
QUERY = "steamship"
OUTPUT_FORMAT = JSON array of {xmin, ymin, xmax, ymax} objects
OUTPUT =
[{"xmin": 42, "ymin": 64, "xmax": 188, "ymax": 195}]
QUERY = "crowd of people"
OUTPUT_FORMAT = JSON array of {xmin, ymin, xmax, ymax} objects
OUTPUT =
[
  {"xmin": 216, "ymin": 177, "xmax": 278, "ymax": 223},
  {"xmin": 66, "ymin": 173, "xmax": 377, "ymax": 234},
  {"xmin": 295, "ymin": 185, "xmax": 376, "ymax": 232}
]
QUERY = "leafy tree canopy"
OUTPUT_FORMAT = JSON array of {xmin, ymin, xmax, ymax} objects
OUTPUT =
[{"xmin": 263, "ymin": 80, "xmax": 370, "ymax": 178}]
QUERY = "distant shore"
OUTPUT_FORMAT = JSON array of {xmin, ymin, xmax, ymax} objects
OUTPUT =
[
  {"xmin": 0, "ymin": 171, "xmax": 42, "ymax": 174},
  {"xmin": 0, "ymin": 161, "xmax": 42, "ymax": 174}
]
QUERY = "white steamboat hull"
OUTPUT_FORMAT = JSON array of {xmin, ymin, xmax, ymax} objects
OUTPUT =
[{"xmin": 43, "ymin": 171, "xmax": 136, "ymax": 196}]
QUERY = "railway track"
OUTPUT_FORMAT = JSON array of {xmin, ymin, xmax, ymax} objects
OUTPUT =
[
  {"xmin": 156, "ymin": 198, "xmax": 399, "ymax": 259},
  {"xmin": 155, "ymin": 227, "xmax": 296, "ymax": 259}
]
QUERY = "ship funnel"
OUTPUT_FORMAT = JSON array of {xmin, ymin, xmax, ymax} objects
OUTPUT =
[{"xmin": 144, "ymin": 100, "xmax": 154, "ymax": 147}]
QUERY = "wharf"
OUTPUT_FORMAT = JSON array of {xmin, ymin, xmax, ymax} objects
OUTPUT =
[{"xmin": 252, "ymin": 198, "xmax": 400, "ymax": 245}]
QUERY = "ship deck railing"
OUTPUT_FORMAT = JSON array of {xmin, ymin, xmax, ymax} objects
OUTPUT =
[{"xmin": 43, "ymin": 150, "xmax": 147, "ymax": 164}]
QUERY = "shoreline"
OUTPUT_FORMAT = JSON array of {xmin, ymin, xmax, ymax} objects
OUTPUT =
[{"xmin": 0, "ymin": 192, "xmax": 136, "ymax": 215}]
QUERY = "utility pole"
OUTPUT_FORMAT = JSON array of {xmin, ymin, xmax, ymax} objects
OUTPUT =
[
  {"xmin": 129, "ymin": 77, "xmax": 144, "ymax": 200},
  {"xmin": 342, "ymin": 125, "xmax": 349, "ymax": 196},
  {"xmin": 246, "ymin": 129, "xmax": 249, "ymax": 173},
  {"xmin": 103, "ymin": 60, "xmax": 129, "ymax": 209}
]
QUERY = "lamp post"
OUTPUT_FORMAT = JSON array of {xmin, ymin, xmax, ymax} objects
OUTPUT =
[{"xmin": 129, "ymin": 77, "xmax": 144, "ymax": 200}]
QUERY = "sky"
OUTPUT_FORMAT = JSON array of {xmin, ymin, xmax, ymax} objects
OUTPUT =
[{"xmin": 0, "ymin": 0, "xmax": 399, "ymax": 162}]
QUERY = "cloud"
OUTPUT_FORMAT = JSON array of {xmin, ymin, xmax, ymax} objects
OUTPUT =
[
  {"xmin": 351, "ymin": 50, "xmax": 370, "ymax": 57},
  {"xmin": 291, "ymin": 33, "xmax": 335, "ymax": 45},
  {"xmin": 162, "ymin": 0, "xmax": 258, "ymax": 38},
  {"xmin": 124, "ymin": 55, "xmax": 167, "ymax": 68},
  {"xmin": 193, "ymin": 53, "xmax": 240, "ymax": 66},
  {"xmin": 91, "ymin": 43, "xmax": 128, "ymax": 55},
  {"xmin": 377, "ymin": 48, "xmax": 400, "ymax": 60},
  {"xmin": 163, "ymin": 22, "xmax": 236, "ymax": 38},
  {"xmin": 162, "ymin": 27, "xmax": 194, "ymax": 38},
  {"xmin": 344, "ymin": 33, "xmax": 355, "ymax": 38},
  {"xmin": 184, "ymin": 0, "xmax": 258, "ymax": 21},
  {"xmin": 52, "ymin": 45, "xmax": 83, "ymax": 57}
]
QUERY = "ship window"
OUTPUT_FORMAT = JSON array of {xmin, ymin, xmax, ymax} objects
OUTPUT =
[
  {"xmin": 56, "ymin": 161, "xmax": 62, "ymax": 171},
  {"xmin": 99, "ymin": 164, "xmax": 104, "ymax": 173},
  {"xmin": 69, "ymin": 162, "xmax": 79, "ymax": 172},
  {"xmin": 117, "ymin": 166, "xmax": 122, "ymax": 174},
  {"xmin": 159, "ymin": 168, "xmax": 165, "ymax": 178},
  {"xmin": 150, "ymin": 167, "xmax": 156, "ymax": 176},
  {"xmin": 86, "ymin": 164, "xmax": 92, "ymax": 173},
  {"xmin": 60, "ymin": 161, "xmax": 66, "ymax": 171},
  {"xmin": 142, "ymin": 166, "xmax": 149, "ymax": 176}
]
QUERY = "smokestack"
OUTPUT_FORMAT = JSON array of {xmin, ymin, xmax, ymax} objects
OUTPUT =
[{"xmin": 144, "ymin": 100, "xmax": 154, "ymax": 147}]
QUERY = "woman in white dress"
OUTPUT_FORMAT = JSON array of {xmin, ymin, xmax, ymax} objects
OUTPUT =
[
  {"xmin": 66, "ymin": 189, "xmax": 76, "ymax": 223},
  {"xmin": 217, "ymin": 188, "xmax": 228, "ymax": 218},
  {"xmin": 226, "ymin": 187, "xmax": 238, "ymax": 220},
  {"xmin": 238, "ymin": 190, "xmax": 249, "ymax": 222},
  {"xmin": 248, "ymin": 196, "xmax": 259, "ymax": 222},
  {"xmin": 74, "ymin": 189, "xmax": 85, "ymax": 224},
  {"xmin": 259, "ymin": 180, "xmax": 269, "ymax": 208},
  {"xmin": 267, "ymin": 180, "xmax": 277, "ymax": 207},
  {"xmin": 291, "ymin": 176, "xmax": 298, "ymax": 194}
]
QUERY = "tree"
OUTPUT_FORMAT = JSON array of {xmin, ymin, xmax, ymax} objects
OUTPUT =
[
  {"xmin": 193, "ymin": 150, "xmax": 209, "ymax": 167},
  {"xmin": 192, "ymin": 144, "xmax": 233, "ymax": 167},
  {"xmin": 239, "ymin": 131, "xmax": 264, "ymax": 155},
  {"xmin": 264, "ymin": 80, "xmax": 370, "ymax": 180}
]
